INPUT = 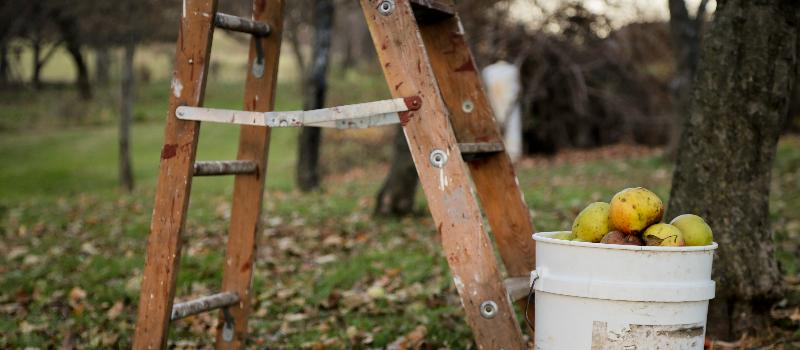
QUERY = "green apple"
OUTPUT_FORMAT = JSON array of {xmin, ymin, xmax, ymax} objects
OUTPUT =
[
  {"xmin": 551, "ymin": 231, "xmax": 576, "ymax": 241},
  {"xmin": 670, "ymin": 214, "xmax": 713, "ymax": 246},
  {"xmin": 572, "ymin": 202, "xmax": 611, "ymax": 243}
]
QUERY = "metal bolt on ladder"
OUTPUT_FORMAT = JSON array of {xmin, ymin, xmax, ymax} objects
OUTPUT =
[{"xmin": 132, "ymin": 1, "xmax": 536, "ymax": 349}]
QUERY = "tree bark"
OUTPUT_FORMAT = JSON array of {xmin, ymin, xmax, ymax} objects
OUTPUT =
[
  {"xmin": 95, "ymin": 46, "xmax": 111, "ymax": 85},
  {"xmin": 296, "ymin": 0, "xmax": 334, "ymax": 192},
  {"xmin": 55, "ymin": 13, "xmax": 92, "ymax": 100},
  {"xmin": 667, "ymin": 0, "xmax": 797, "ymax": 340},
  {"xmin": 119, "ymin": 41, "xmax": 136, "ymax": 192},
  {"xmin": 31, "ymin": 35, "xmax": 42, "ymax": 89},
  {"xmin": 374, "ymin": 127, "xmax": 419, "ymax": 217},
  {"xmin": 665, "ymin": 0, "xmax": 707, "ymax": 157},
  {"xmin": 0, "ymin": 44, "xmax": 8, "ymax": 85}
]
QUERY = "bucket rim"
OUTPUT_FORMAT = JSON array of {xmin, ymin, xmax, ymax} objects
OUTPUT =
[{"xmin": 533, "ymin": 231, "xmax": 718, "ymax": 252}]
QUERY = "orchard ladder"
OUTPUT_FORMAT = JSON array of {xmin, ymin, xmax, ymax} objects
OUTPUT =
[{"xmin": 132, "ymin": 0, "xmax": 536, "ymax": 349}]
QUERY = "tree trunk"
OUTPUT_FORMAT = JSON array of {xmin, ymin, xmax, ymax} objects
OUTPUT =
[
  {"xmin": 0, "ymin": 44, "xmax": 8, "ymax": 85},
  {"xmin": 374, "ymin": 127, "xmax": 419, "ymax": 216},
  {"xmin": 31, "ymin": 36, "xmax": 42, "ymax": 89},
  {"xmin": 667, "ymin": 0, "xmax": 797, "ymax": 340},
  {"xmin": 66, "ymin": 42, "xmax": 91, "ymax": 100},
  {"xmin": 119, "ymin": 41, "xmax": 136, "ymax": 192},
  {"xmin": 296, "ymin": 0, "xmax": 334, "ymax": 192},
  {"xmin": 55, "ymin": 14, "xmax": 92, "ymax": 100},
  {"xmin": 95, "ymin": 46, "xmax": 111, "ymax": 85},
  {"xmin": 665, "ymin": 0, "xmax": 707, "ymax": 157}
]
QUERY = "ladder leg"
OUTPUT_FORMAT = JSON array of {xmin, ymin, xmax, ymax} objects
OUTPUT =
[
  {"xmin": 418, "ymin": 13, "xmax": 537, "ymax": 328},
  {"xmin": 360, "ymin": 1, "xmax": 525, "ymax": 348},
  {"xmin": 214, "ymin": 1, "xmax": 284, "ymax": 348},
  {"xmin": 133, "ymin": 0, "xmax": 218, "ymax": 348}
]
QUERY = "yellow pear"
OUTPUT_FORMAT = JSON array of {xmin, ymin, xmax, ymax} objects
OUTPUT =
[
  {"xmin": 571, "ymin": 202, "xmax": 611, "ymax": 243},
  {"xmin": 609, "ymin": 187, "xmax": 664, "ymax": 234},
  {"xmin": 551, "ymin": 231, "xmax": 576, "ymax": 241},
  {"xmin": 670, "ymin": 214, "xmax": 713, "ymax": 246},
  {"xmin": 643, "ymin": 223, "xmax": 685, "ymax": 246}
]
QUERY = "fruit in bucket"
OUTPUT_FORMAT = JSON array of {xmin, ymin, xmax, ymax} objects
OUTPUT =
[
  {"xmin": 670, "ymin": 214, "xmax": 714, "ymax": 246},
  {"xmin": 643, "ymin": 223, "xmax": 685, "ymax": 246},
  {"xmin": 600, "ymin": 230, "xmax": 644, "ymax": 246},
  {"xmin": 609, "ymin": 187, "xmax": 664, "ymax": 234},
  {"xmin": 551, "ymin": 231, "xmax": 576, "ymax": 240},
  {"xmin": 572, "ymin": 202, "xmax": 611, "ymax": 243}
]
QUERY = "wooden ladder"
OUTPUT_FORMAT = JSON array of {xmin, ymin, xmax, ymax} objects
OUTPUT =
[{"xmin": 132, "ymin": 0, "xmax": 536, "ymax": 349}]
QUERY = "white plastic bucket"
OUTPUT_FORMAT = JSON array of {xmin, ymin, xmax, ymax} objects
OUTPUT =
[{"xmin": 531, "ymin": 231, "xmax": 718, "ymax": 349}]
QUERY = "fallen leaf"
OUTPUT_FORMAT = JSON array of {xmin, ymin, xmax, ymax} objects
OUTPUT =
[
  {"xmin": 106, "ymin": 300, "xmax": 124, "ymax": 320},
  {"xmin": 69, "ymin": 287, "xmax": 87, "ymax": 302},
  {"xmin": 387, "ymin": 325, "xmax": 427, "ymax": 350}
]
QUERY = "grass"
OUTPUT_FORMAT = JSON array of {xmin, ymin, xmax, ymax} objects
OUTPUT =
[{"xmin": 1, "ymin": 39, "xmax": 799, "ymax": 348}]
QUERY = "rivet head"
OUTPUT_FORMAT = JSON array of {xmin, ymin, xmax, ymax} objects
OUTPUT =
[
  {"xmin": 429, "ymin": 149, "xmax": 447, "ymax": 168},
  {"xmin": 462, "ymin": 100, "xmax": 474, "ymax": 113},
  {"xmin": 377, "ymin": 0, "xmax": 395, "ymax": 15},
  {"xmin": 480, "ymin": 300, "xmax": 498, "ymax": 319}
]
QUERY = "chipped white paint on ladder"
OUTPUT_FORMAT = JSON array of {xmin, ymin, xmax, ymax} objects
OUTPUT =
[
  {"xmin": 453, "ymin": 276, "xmax": 465, "ymax": 293},
  {"xmin": 171, "ymin": 77, "xmax": 183, "ymax": 98},
  {"xmin": 182, "ymin": 0, "xmax": 186, "ymax": 18},
  {"xmin": 438, "ymin": 168, "xmax": 449, "ymax": 190}
]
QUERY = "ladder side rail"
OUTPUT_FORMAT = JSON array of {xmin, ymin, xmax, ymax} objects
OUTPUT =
[
  {"xmin": 359, "ymin": 0, "xmax": 526, "ymax": 349},
  {"xmin": 132, "ymin": 0, "xmax": 218, "ymax": 348},
  {"xmin": 214, "ymin": 0, "xmax": 285, "ymax": 348},
  {"xmin": 418, "ymin": 8, "xmax": 537, "ymax": 332}
]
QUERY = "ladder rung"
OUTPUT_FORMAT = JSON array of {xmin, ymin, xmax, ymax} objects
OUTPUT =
[
  {"xmin": 410, "ymin": 0, "xmax": 455, "ymax": 23},
  {"xmin": 171, "ymin": 292, "xmax": 240, "ymax": 321},
  {"xmin": 194, "ymin": 160, "xmax": 258, "ymax": 176},
  {"xmin": 504, "ymin": 277, "xmax": 531, "ymax": 302},
  {"xmin": 214, "ymin": 12, "xmax": 271, "ymax": 37},
  {"xmin": 458, "ymin": 142, "xmax": 504, "ymax": 155}
]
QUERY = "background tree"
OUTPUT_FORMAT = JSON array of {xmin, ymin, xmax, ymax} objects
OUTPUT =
[
  {"xmin": 296, "ymin": 0, "xmax": 335, "ymax": 192},
  {"xmin": 666, "ymin": 0, "xmax": 709, "ymax": 155},
  {"xmin": 667, "ymin": 0, "xmax": 798, "ymax": 339},
  {"xmin": 77, "ymin": 0, "xmax": 175, "ymax": 191},
  {"xmin": 374, "ymin": 127, "xmax": 418, "ymax": 216}
]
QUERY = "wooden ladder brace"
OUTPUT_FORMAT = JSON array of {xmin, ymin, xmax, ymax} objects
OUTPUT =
[{"xmin": 132, "ymin": 0, "xmax": 535, "ymax": 349}]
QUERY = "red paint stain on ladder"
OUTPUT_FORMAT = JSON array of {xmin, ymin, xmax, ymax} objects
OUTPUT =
[
  {"xmin": 454, "ymin": 60, "xmax": 475, "ymax": 73},
  {"xmin": 161, "ymin": 144, "xmax": 178, "ymax": 159}
]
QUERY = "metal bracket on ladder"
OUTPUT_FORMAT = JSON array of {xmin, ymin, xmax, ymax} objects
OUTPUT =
[{"xmin": 176, "ymin": 96, "xmax": 421, "ymax": 129}]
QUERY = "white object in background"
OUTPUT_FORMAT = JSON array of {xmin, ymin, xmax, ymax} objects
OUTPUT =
[
  {"xmin": 482, "ymin": 61, "xmax": 523, "ymax": 162},
  {"xmin": 531, "ymin": 232, "xmax": 718, "ymax": 349}
]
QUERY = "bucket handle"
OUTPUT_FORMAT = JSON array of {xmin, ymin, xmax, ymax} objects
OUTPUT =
[{"xmin": 525, "ymin": 270, "xmax": 540, "ymax": 330}]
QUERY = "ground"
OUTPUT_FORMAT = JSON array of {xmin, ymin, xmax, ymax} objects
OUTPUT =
[{"xmin": 0, "ymin": 38, "xmax": 798, "ymax": 349}]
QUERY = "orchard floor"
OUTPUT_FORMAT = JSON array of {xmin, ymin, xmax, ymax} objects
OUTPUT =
[{"xmin": 1, "ymin": 121, "xmax": 799, "ymax": 348}]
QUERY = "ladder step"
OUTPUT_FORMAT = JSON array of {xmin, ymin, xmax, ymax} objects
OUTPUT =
[
  {"xmin": 214, "ymin": 12, "xmax": 271, "ymax": 37},
  {"xmin": 504, "ymin": 277, "xmax": 531, "ymax": 302},
  {"xmin": 194, "ymin": 160, "xmax": 258, "ymax": 176},
  {"xmin": 410, "ymin": 0, "xmax": 455, "ymax": 24},
  {"xmin": 458, "ymin": 142, "xmax": 504, "ymax": 158},
  {"xmin": 171, "ymin": 292, "xmax": 240, "ymax": 321}
]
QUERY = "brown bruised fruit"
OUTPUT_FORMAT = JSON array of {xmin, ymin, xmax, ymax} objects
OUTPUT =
[
  {"xmin": 600, "ymin": 230, "xmax": 644, "ymax": 246},
  {"xmin": 643, "ymin": 223, "xmax": 685, "ymax": 246}
]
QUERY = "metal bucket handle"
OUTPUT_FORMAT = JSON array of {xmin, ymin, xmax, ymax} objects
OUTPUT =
[{"xmin": 525, "ymin": 270, "xmax": 540, "ymax": 330}]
